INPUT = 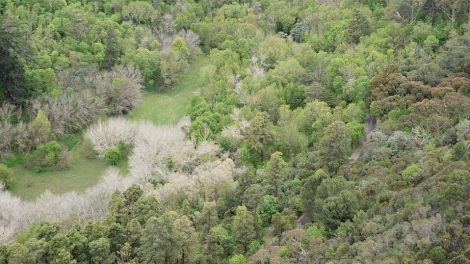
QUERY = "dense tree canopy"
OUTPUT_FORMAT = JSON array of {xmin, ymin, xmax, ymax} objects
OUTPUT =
[{"xmin": 1, "ymin": 0, "xmax": 470, "ymax": 263}]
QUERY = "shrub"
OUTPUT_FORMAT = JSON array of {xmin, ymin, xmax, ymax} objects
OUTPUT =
[
  {"xmin": 307, "ymin": 225, "xmax": 328, "ymax": 239},
  {"xmin": 279, "ymin": 246, "xmax": 294, "ymax": 258},
  {"xmin": 401, "ymin": 164, "xmax": 423, "ymax": 185},
  {"xmin": 105, "ymin": 147, "xmax": 122, "ymax": 166},
  {"xmin": 229, "ymin": 254, "xmax": 247, "ymax": 264},
  {"xmin": 29, "ymin": 141, "xmax": 65, "ymax": 171},
  {"xmin": 104, "ymin": 141, "xmax": 130, "ymax": 166},
  {"xmin": 428, "ymin": 246, "xmax": 446, "ymax": 264},
  {"xmin": 0, "ymin": 164, "xmax": 13, "ymax": 189}
]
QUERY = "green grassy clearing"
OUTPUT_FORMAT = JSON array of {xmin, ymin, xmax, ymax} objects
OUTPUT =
[
  {"xmin": 127, "ymin": 57, "xmax": 208, "ymax": 124},
  {"xmin": 6, "ymin": 57, "xmax": 208, "ymax": 200},
  {"xmin": 8, "ymin": 139, "xmax": 110, "ymax": 200}
]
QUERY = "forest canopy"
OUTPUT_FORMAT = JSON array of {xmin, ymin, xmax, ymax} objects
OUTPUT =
[{"xmin": 0, "ymin": 0, "xmax": 470, "ymax": 263}]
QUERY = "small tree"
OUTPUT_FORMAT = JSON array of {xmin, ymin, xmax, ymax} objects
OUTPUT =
[
  {"xmin": 172, "ymin": 37, "xmax": 190, "ymax": 58},
  {"xmin": 29, "ymin": 141, "xmax": 64, "ymax": 170},
  {"xmin": 232, "ymin": 206, "xmax": 256, "ymax": 254},
  {"xmin": 264, "ymin": 152, "xmax": 288, "ymax": 196},
  {"xmin": 319, "ymin": 121, "xmax": 351, "ymax": 173},
  {"xmin": 246, "ymin": 112, "xmax": 273, "ymax": 159},
  {"xmin": 0, "ymin": 164, "xmax": 13, "ymax": 189},
  {"xmin": 32, "ymin": 110, "xmax": 52, "ymax": 145}
]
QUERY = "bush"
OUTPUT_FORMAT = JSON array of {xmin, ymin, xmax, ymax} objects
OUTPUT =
[
  {"xmin": 29, "ymin": 141, "xmax": 67, "ymax": 171},
  {"xmin": 279, "ymin": 246, "xmax": 294, "ymax": 258},
  {"xmin": 105, "ymin": 147, "xmax": 122, "ymax": 165},
  {"xmin": 229, "ymin": 254, "xmax": 247, "ymax": 264},
  {"xmin": 428, "ymin": 246, "xmax": 446, "ymax": 264},
  {"xmin": 104, "ymin": 141, "xmax": 130, "ymax": 166},
  {"xmin": 401, "ymin": 164, "xmax": 423, "ymax": 185},
  {"xmin": 307, "ymin": 225, "xmax": 328, "ymax": 239},
  {"xmin": 0, "ymin": 164, "xmax": 13, "ymax": 189}
]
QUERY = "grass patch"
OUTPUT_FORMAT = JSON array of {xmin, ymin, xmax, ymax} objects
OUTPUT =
[
  {"xmin": 127, "ymin": 57, "xmax": 208, "ymax": 124},
  {"xmin": 8, "ymin": 140, "xmax": 111, "ymax": 200}
]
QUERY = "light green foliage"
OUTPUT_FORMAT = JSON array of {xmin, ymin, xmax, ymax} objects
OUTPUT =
[
  {"xmin": 346, "ymin": 121, "xmax": 365, "ymax": 146},
  {"xmin": 258, "ymin": 195, "xmax": 281, "ymax": 225},
  {"xmin": 344, "ymin": 76, "xmax": 370, "ymax": 103},
  {"xmin": 279, "ymin": 246, "xmax": 294, "ymax": 258},
  {"xmin": 401, "ymin": 164, "xmax": 423, "ymax": 185},
  {"xmin": 32, "ymin": 110, "xmax": 52, "ymax": 144},
  {"xmin": 25, "ymin": 68, "xmax": 60, "ymax": 95},
  {"xmin": 267, "ymin": 58, "xmax": 305, "ymax": 87},
  {"xmin": 29, "ymin": 141, "xmax": 63, "ymax": 170},
  {"xmin": 3, "ymin": 1, "xmax": 470, "ymax": 263},
  {"xmin": 298, "ymin": 100, "xmax": 333, "ymax": 142},
  {"xmin": 122, "ymin": 1, "xmax": 155, "ymax": 24},
  {"xmin": 0, "ymin": 164, "xmax": 13, "ymax": 189},
  {"xmin": 104, "ymin": 141, "xmax": 129, "ymax": 166},
  {"xmin": 275, "ymin": 105, "xmax": 308, "ymax": 156},
  {"xmin": 88, "ymin": 238, "xmax": 112, "ymax": 264},
  {"xmin": 6, "ymin": 243, "xmax": 30, "ymax": 264},
  {"xmin": 307, "ymin": 225, "xmax": 328, "ymax": 238},
  {"xmin": 172, "ymin": 37, "xmax": 190, "ymax": 58},
  {"xmin": 229, "ymin": 254, "xmax": 246, "ymax": 264},
  {"xmin": 104, "ymin": 147, "xmax": 121, "ymax": 166}
]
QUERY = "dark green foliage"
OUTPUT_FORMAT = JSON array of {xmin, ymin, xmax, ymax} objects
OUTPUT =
[
  {"xmin": 281, "ymin": 83, "xmax": 306, "ymax": 109},
  {"xmin": 100, "ymin": 24, "xmax": 122, "ymax": 70},
  {"xmin": 138, "ymin": 213, "xmax": 177, "ymax": 264},
  {"xmin": 347, "ymin": 9, "xmax": 370, "ymax": 44},
  {"xmin": 290, "ymin": 22, "xmax": 309, "ymax": 42},
  {"xmin": 301, "ymin": 169, "xmax": 329, "ymax": 218},
  {"xmin": 319, "ymin": 121, "xmax": 351, "ymax": 173},
  {"xmin": 232, "ymin": 206, "xmax": 257, "ymax": 254},
  {"xmin": 429, "ymin": 246, "xmax": 447, "ymax": 264},
  {"xmin": 0, "ymin": 15, "xmax": 29, "ymax": 103},
  {"xmin": 320, "ymin": 191, "xmax": 358, "ymax": 230}
]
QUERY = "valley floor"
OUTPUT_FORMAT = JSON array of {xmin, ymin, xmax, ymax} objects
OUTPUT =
[{"xmin": 7, "ymin": 57, "xmax": 208, "ymax": 200}]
